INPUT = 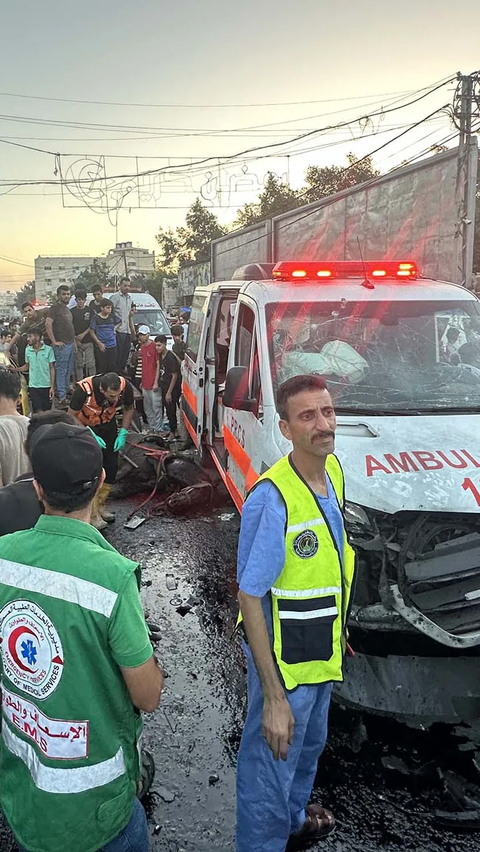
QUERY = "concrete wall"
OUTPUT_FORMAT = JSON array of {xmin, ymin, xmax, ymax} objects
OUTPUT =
[
  {"xmin": 211, "ymin": 221, "xmax": 271, "ymax": 281},
  {"xmin": 177, "ymin": 261, "xmax": 211, "ymax": 299},
  {"xmin": 272, "ymin": 146, "xmax": 476, "ymax": 284}
]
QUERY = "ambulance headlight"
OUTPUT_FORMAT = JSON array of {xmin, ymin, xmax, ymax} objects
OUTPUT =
[{"xmin": 344, "ymin": 502, "xmax": 372, "ymax": 532}]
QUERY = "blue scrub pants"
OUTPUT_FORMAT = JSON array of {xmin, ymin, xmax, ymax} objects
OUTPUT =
[{"xmin": 236, "ymin": 645, "xmax": 333, "ymax": 852}]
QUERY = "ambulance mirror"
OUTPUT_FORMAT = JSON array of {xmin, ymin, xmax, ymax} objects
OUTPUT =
[{"xmin": 223, "ymin": 366, "xmax": 257, "ymax": 412}]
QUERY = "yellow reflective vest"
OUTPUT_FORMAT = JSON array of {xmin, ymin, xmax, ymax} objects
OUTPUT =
[{"xmin": 243, "ymin": 453, "xmax": 356, "ymax": 691}]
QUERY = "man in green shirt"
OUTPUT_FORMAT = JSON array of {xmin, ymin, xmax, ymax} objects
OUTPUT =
[
  {"xmin": 12, "ymin": 326, "xmax": 56, "ymax": 412},
  {"xmin": 0, "ymin": 422, "xmax": 163, "ymax": 852}
]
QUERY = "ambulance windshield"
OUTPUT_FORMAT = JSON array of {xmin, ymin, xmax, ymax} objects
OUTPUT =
[{"xmin": 267, "ymin": 299, "xmax": 480, "ymax": 413}]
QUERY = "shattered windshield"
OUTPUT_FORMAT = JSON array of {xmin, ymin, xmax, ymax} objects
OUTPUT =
[{"xmin": 267, "ymin": 299, "xmax": 480, "ymax": 413}]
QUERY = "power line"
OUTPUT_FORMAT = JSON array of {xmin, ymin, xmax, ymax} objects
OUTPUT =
[
  {"xmin": 0, "ymin": 79, "xmax": 455, "ymax": 187},
  {"xmin": 215, "ymin": 110, "xmax": 457, "ymax": 259},
  {"xmin": 0, "ymin": 79, "xmax": 453, "ymax": 109},
  {"xmin": 0, "ymin": 77, "xmax": 455, "ymax": 166},
  {"xmin": 0, "ymin": 255, "xmax": 34, "ymax": 268}
]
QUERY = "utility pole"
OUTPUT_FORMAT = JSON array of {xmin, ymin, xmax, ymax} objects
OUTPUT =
[{"xmin": 453, "ymin": 71, "xmax": 480, "ymax": 288}]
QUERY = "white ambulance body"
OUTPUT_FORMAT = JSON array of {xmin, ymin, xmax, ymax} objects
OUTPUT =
[{"xmin": 182, "ymin": 260, "xmax": 480, "ymax": 729}]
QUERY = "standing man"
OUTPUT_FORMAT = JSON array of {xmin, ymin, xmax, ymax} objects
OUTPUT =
[
  {"xmin": 137, "ymin": 325, "xmax": 162, "ymax": 432},
  {"xmin": 45, "ymin": 284, "xmax": 75, "ymax": 406},
  {"xmin": 236, "ymin": 374, "xmax": 356, "ymax": 852},
  {"xmin": 68, "ymin": 371, "xmax": 135, "ymax": 529},
  {"xmin": 0, "ymin": 421, "xmax": 163, "ymax": 852},
  {"xmin": 6, "ymin": 301, "xmax": 49, "ymax": 367},
  {"xmin": 154, "ymin": 335, "xmax": 180, "ymax": 440},
  {"xmin": 171, "ymin": 325, "xmax": 186, "ymax": 362},
  {"xmin": 110, "ymin": 277, "xmax": 136, "ymax": 374},
  {"xmin": 88, "ymin": 283, "xmax": 104, "ymax": 313},
  {"xmin": 70, "ymin": 289, "xmax": 96, "ymax": 380},
  {"xmin": 89, "ymin": 299, "xmax": 121, "ymax": 374},
  {"xmin": 12, "ymin": 326, "xmax": 55, "ymax": 412},
  {"xmin": 0, "ymin": 370, "xmax": 29, "ymax": 487}
]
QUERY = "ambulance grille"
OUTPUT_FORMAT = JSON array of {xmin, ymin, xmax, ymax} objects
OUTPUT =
[{"xmin": 402, "ymin": 527, "xmax": 480, "ymax": 635}]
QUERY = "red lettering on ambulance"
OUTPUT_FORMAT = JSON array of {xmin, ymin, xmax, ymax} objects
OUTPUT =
[
  {"xmin": 384, "ymin": 453, "xmax": 419, "ymax": 473},
  {"xmin": 365, "ymin": 456, "xmax": 391, "ymax": 477},
  {"xmin": 436, "ymin": 451, "xmax": 468, "ymax": 470},
  {"xmin": 411, "ymin": 451, "xmax": 443, "ymax": 470},
  {"xmin": 461, "ymin": 450, "xmax": 480, "ymax": 469}
]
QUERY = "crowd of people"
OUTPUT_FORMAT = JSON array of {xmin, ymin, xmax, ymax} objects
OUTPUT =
[
  {"xmin": 0, "ymin": 367, "xmax": 349, "ymax": 852},
  {"xmin": 1, "ymin": 279, "xmax": 189, "ymax": 435},
  {"xmin": 0, "ymin": 278, "xmax": 345, "ymax": 852}
]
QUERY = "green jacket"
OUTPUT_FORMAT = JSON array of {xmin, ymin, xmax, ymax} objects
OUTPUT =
[{"xmin": 0, "ymin": 515, "xmax": 152, "ymax": 852}]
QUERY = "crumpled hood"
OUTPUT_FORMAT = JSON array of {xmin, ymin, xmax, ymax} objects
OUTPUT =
[{"xmin": 275, "ymin": 414, "xmax": 480, "ymax": 515}]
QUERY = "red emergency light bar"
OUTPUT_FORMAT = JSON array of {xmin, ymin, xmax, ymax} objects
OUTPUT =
[{"xmin": 272, "ymin": 260, "xmax": 419, "ymax": 282}]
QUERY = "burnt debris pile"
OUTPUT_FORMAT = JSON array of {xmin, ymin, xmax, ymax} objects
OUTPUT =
[{"xmin": 111, "ymin": 432, "xmax": 230, "ymax": 516}]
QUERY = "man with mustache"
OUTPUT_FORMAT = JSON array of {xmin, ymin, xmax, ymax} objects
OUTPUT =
[{"xmin": 236, "ymin": 374, "xmax": 356, "ymax": 852}]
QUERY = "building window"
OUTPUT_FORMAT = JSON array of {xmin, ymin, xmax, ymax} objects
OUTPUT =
[
  {"xmin": 127, "ymin": 261, "xmax": 137, "ymax": 267},
  {"xmin": 44, "ymin": 265, "xmax": 51, "ymax": 271},
  {"xmin": 45, "ymin": 278, "xmax": 51, "ymax": 284},
  {"xmin": 73, "ymin": 265, "xmax": 79, "ymax": 272},
  {"xmin": 59, "ymin": 278, "xmax": 66, "ymax": 283},
  {"xmin": 59, "ymin": 264, "xmax": 65, "ymax": 271}
]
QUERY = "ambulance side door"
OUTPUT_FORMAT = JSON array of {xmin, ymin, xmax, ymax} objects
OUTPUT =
[
  {"xmin": 224, "ymin": 299, "xmax": 269, "ymax": 510},
  {"xmin": 181, "ymin": 290, "xmax": 211, "ymax": 447}
]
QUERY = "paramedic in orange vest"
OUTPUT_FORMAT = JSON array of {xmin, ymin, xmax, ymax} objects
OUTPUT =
[{"xmin": 68, "ymin": 371, "xmax": 135, "ymax": 530}]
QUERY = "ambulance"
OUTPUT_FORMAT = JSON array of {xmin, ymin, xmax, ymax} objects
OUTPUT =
[{"xmin": 181, "ymin": 259, "xmax": 480, "ymax": 731}]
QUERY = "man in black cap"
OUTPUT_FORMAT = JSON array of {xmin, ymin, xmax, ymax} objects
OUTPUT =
[
  {"xmin": 0, "ymin": 421, "xmax": 163, "ymax": 852},
  {"xmin": 0, "ymin": 410, "xmax": 77, "ymax": 537}
]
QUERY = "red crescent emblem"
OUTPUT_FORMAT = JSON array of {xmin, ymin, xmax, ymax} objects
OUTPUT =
[{"xmin": 8, "ymin": 625, "xmax": 38, "ymax": 673}]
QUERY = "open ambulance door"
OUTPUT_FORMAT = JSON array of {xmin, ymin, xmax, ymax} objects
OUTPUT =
[
  {"xmin": 222, "ymin": 299, "xmax": 270, "ymax": 511},
  {"xmin": 181, "ymin": 290, "xmax": 211, "ymax": 447}
]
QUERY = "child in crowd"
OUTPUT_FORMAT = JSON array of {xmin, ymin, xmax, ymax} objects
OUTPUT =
[{"xmin": 12, "ymin": 326, "xmax": 55, "ymax": 412}]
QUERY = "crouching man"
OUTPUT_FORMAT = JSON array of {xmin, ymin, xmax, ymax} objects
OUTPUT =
[{"xmin": 68, "ymin": 371, "xmax": 135, "ymax": 529}]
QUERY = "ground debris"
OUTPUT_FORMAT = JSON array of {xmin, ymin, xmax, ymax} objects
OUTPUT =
[
  {"xmin": 156, "ymin": 785, "xmax": 176, "ymax": 803},
  {"xmin": 166, "ymin": 574, "xmax": 178, "ymax": 591},
  {"xmin": 176, "ymin": 595, "xmax": 202, "ymax": 616}
]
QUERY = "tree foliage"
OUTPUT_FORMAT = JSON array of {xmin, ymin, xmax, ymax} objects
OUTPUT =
[
  {"xmin": 303, "ymin": 154, "xmax": 379, "ymax": 204},
  {"xmin": 156, "ymin": 199, "xmax": 226, "ymax": 272},
  {"xmin": 73, "ymin": 260, "xmax": 111, "ymax": 291},
  {"xmin": 16, "ymin": 281, "xmax": 35, "ymax": 310},
  {"xmin": 233, "ymin": 173, "xmax": 301, "ymax": 228},
  {"xmin": 233, "ymin": 155, "xmax": 379, "ymax": 227}
]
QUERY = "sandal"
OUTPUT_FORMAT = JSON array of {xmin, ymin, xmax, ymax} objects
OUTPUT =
[
  {"xmin": 288, "ymin": 804, "xmax": 336, "ymax": 847},
  {"xmin": 136, "ymin": 749, "xmax": 155, "ymax": 801}
]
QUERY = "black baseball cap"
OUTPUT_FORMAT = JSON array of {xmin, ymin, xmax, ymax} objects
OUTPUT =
[{"xmin": 30, "ymin": 422, "xmax": 103, "ymax": 494}]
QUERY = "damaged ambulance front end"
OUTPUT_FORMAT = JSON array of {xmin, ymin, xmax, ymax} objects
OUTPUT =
[{"xmin": 267, "ymin": 281, "xmax": 480, "ymax": 731}]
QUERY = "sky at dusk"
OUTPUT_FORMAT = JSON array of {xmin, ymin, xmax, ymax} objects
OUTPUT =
[{"xmin": 1, "ymin": 0, "xmax": 479, "ymax": 291}]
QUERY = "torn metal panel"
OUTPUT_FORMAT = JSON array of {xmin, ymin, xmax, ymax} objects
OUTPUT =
[{"xmin": 335, "ymin": 652, "xmax": 480, "ymax": 726}]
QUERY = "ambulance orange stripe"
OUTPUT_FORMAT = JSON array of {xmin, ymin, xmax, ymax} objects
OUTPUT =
[
  {"xmin": 182, "ymin": 411, "xmax": 198, "ymax": 444},
  {"xmin": 182, "ymin": 381, "xmax": 197, "ymax": 415},
  {"xmin": 207, "ymin": 447, "xmax": 228, "ymax": 485},
  {"xmin": 223, "ymin": 426, "xmax": 250, "ymax": 476},
  {"xmin": 245, "ymin": 466, "xmax": 259, "ymax": 492},
  {"xmin": 225, "ymin": 472, "xmax": 245, "ymax": 512},
  {"xmin": 223, "ymin": 425, "xmax": 259, "ymax": 497}
]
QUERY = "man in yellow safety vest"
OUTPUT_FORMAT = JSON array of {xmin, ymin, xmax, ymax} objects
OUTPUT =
[{"xmin": 236, "ymin": 373, "xmax": 356, "ymax": 852}]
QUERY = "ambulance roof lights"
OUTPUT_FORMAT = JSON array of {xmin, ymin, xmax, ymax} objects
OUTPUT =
[{"xmin": 272, "ymin": 260, "xmax": 419, "ymax": 282}]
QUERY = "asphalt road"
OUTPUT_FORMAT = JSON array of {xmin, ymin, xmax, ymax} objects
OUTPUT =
[{"xmin": 1, "ymin": 500, "xmax": 480, "ymax": 852}]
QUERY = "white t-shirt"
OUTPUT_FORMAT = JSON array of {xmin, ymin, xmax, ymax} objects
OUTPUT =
[{"xmin": 0, "ymin": 415, "xmax": 29, "ymax": 486}]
